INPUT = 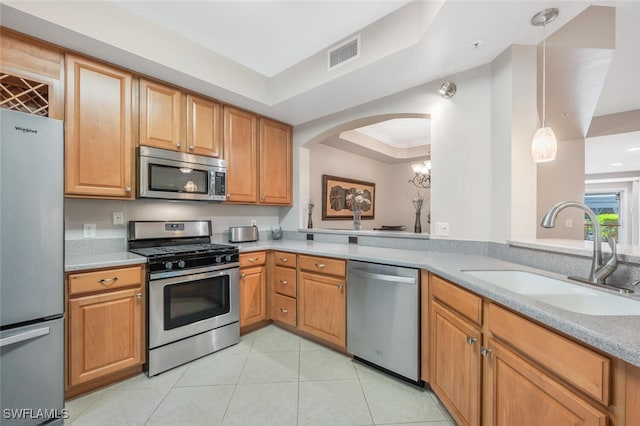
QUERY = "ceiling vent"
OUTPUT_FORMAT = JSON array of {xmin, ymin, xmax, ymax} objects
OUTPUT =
[{"xmin": 328, "ymin": 35, "xmax": 360, "ymax": 70}]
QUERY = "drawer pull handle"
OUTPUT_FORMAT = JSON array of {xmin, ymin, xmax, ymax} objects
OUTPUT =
[
  {"xmin": 480, "ymin": 347, "xmax": 493, "ymax": 357},
  {"xmin": 280, "ymin": 258, "xmax": 288, "ymax": 262},
  {"xmin": 280, "ymin": 308, "xmax": 288, "ymax": 313},
  {"xmin": 337, "ymin": 284, "xmax": 344, "ymax": 290},
  {"xmin": 315, "ymin": 263, "xmax": 326, "ymax": 269},
  {"xmin": 466, "ymin": 336, "xmax": 477, "ymax": 345},
  {"xmin": 240, "ymin": 274, "xmax": 246, "ymax": 279},
  {"xmin": 248, "ymin": 257, "xmax": 258, "ymax": 262},
  {"xmin": 98, "ymin": 277, "xmax": 118, "ymax": 286},
  {"xmin": 280, "ymin": 280, "xmax": 288, "ymax": 285},
  {"xmin": 135, "ymin": 293, "xmax": 142, "ymax": 299}
]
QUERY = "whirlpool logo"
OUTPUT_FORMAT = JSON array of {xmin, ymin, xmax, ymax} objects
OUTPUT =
[{"xmin": 14, "ymin": 126, "xmax": 37, "ymax": 134}]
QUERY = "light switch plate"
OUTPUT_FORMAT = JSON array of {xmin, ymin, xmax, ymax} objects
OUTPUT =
[
  {"xmin": 435, "ymin": 222, "xmax": 450, "ymax": 236},
  {"xmin": 83, "ymin": 223, "xmax": 96, "ymax": 238}
]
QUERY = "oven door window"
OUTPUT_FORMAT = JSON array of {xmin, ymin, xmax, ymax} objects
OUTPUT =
[
  {"xmin": 164, "ymin": 276, "xmax": 230, "ymax": 330},
  {"xmin": 149, "ymin": 163, "xmax": 209, "ymax": 194}
]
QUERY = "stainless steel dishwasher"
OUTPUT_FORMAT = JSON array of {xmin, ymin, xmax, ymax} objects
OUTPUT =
[{"xmin": 347, "ymin": 260, "xmax": 420, "ymax": 383}]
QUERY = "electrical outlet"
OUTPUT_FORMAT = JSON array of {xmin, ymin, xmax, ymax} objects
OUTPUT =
[
  {"xmin": 435, "ymin": 222, "xmax": 450, "ymax": 236},
  {"xmin": 250, "ymin": 220, "xmax": 257, "ymax": 226},
  {"xmin": 112, "ymin": 211, "xmax": 124, "ymax": 225},
  {"xmin": 83, "ymin": 223, "xmax": 96, "ymax": 238},
  {"xmin": 565, "ymin": 219, "xmax": 573, "ymax": 228}
]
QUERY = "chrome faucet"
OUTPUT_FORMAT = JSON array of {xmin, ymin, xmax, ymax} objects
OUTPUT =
[{"xmin": 540, "ymin": 201, "xmax": 617, "ymax": 284}]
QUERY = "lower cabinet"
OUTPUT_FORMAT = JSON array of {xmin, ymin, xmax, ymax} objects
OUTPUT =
[
  {"xmin": 239, "ymin": 252, "xmax": 267, "ymax": 328},
  {"xmin": 298, "ymin": 263, "xmax": 346, "ymax": 348},
  {"xmin": 272, "ymin": 251, "xmax": 298, "ymax": 327},
  {"xmin": 484, "ymin": 339, "xmax": 607, "ymax": 425},
  {"xmin": 66, "ymin": 265, "xmax": 145, "ymax": 395}
]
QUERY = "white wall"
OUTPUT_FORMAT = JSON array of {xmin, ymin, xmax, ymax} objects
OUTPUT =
[
  {"xmin": 306, "ymin": 143, "xmax": 429, "ymax": 231},
  {"xmin": 284, "ymin": 64, "xmax": 496, "ymax": 241},
  {"xmin": 65, "ymin": 198, "xmax": 280, "ymax": 240}
]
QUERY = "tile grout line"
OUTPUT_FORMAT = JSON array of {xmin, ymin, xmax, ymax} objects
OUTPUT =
[
  {"xmin": 296, "ymin": 334, "xmax": 301, "ymax": 426},
  {"xmin": 354, "ymin": 360, "xmax": 377, "ymax": 426},
  {"xmin": 141, "ymin": 366, "xmax": 190, "ymax": 425},
  {"xmin": 218, "ymin": 333, "xmax": 256, "ymax": 425}
]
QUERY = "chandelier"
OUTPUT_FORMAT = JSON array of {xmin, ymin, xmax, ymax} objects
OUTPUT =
[{"xmin": 409, "ymin": 160, "xmax": 431, "ymax": 188}]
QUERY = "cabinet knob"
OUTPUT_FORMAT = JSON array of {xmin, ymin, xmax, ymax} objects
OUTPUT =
[
  {"xmin": 337, "ymin": 284, "xmax": 344, "ymax": 290},
  {"xmin": 480, "ymin": 347, "xmax": 493, "ymax": 357},
  {"xmin": 248, "ymin": 257, "xmax": 258, "ymax": 262},
  {"xmin": 280, "ymin": 280, "xmax": 288, "ymax": 285},
  {"xmin": 260, "ymin": 196, "xmax": 265, "ymax": 201},
  {"xmin": 280, "ymin": 258, "xmax": 288, "ymax": 263},
  {"xmin": 240, "ymin": 273, "xmax": 246, "ymax": 279},
  {"xmin": 466, "ymin": 336, "xmax": 477, "ymax": 345},
  {"xmin": 188, "ymin": 145, "xmax": 194, "ymax": 150},
  {"xmin": 176, "ymin": 143, "xmax": 181, "ymax": 148},
  {"xmin": 125, "ymin": 187, "xmax": 132, "ymax": 193},
  {"xmin": 135, "ymin": 293, "xmax": 142, "ymax": 299},
  {"xmin": 280, "ymin": 308, "xmax": 288, "ymax": 313},
  {"xmin": 97, "ymin": 277, "xmax": 118, "ymax": 286},
  {"xmin": 315, "ymin": 263, "xmax": 326, "ymax": 269}
]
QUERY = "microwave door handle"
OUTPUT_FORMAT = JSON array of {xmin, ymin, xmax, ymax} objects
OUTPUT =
[{"xmin": 209, "ymin": 170, "xmax": 215, "ymax": 197}]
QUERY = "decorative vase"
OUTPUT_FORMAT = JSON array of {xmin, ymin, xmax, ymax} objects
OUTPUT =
[
  {"xmin": 307, "ymin": 211, "xmax": 313, "ymax": 229},
  {"xmin": 353, "ymin": 209, "xmax": 362, "ymax": 230},
  {"xmin": 414, "ymin": 211, "xmax": 422, "ymax": 233}
]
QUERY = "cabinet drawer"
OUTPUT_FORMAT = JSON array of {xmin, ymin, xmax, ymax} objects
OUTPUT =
[
  {"xmin": 68, "ymin": 266, "xmax": 142, "ymax": 296},
  {"xmin": 239, "ymin": 251, "xmax": 266, "ymax": 268},
  {"xmin": 274, "ymin": 266, "xmax": 297, "ymax": 298},
  {"xmin": 488, "ymin": 303, "xmax": 611, "ymax": 405},
  {"xmin": 274, "ymin": 251, "xmax": 296, "ymax": 268},
  {"xmin": 431, "ymin": 274, "xmax": 482, "ymax": 325},
  {"xmin": 273, "ymin": 293, "xmax": 296, "ymax": 327},
  {"xmin": 299, "ymin": 255, "xmax": 345, "ymax": 277}
]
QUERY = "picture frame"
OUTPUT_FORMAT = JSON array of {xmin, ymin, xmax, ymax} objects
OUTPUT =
[{"xmin": 321, "ymin": 175, "xmax": 375, "ymax": 220}]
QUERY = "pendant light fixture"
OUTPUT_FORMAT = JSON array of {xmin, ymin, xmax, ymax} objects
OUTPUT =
[{"xmin": 530, "ymin": 8, "xmax": 559, "ymax": 163}]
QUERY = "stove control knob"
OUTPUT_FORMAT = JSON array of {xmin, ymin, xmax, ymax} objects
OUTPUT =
[
  {"xmin": 225, "ymin": 254, "xmax": 233, "ymax": 262},
  {"xmin": 215, "ymin": 256, "xmax": 223, "ymax": 263},
  {"xmin": 164, "ymin": 261, "xmax": 173, "ymax": 270},
  {"xmin": 177, "ymin": 260, "xmax": 186, "ymax": 268}
]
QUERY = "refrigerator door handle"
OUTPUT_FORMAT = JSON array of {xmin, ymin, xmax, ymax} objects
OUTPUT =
[{"xmin": 0, "ymin": 326, "xmax": 50, "ymax": 348}]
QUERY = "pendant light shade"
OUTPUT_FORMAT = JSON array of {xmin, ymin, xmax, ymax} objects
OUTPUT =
[
  {"xmin": 531, "ymin": 126, "xmax": 557, "ymax": 162},
  {"xmin": 530, "ymin": 8, "xmax": 559, "ymax": 163}
]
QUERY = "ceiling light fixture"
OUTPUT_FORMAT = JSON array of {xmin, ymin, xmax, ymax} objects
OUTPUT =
[
  {"xmin": 530, "ymin": 8, "xmax": 559, "ymax": 163},
  {"xmin": 439, "ymin": 81, "xmax": 456, "ymax": 98},
  {"xmin": 409, "ymin": 160, "xmax": 431, "ymax": 188}
]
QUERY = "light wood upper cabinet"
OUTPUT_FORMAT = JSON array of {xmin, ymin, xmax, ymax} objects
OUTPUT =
[
  {"xmin": 224, "ymin": 106, "xmax": 258, "ymax": 203},
  {"xmin": 187, "ymin": 94, "xmax": 223, "ymax": 157},
  {"xmin": 259, "ymin": 118, "xmax": 292, "ymax": 205},
  {"xmin": 140, "ymin": 79, "xmax": 222, "ymax": 157},
  {"xmin": 0, "ymin": 28, "xmax": 64, "ymax": 120},
  {"xmin": 65, "ymin": 54, "xmax": 134, "ymax": 199},
  {"xmin": 139, "ymin": 79, "xmax": 183, "ymax": 151},
  {"xmin": 224, "ymin": 107, "xmax": 292, "ymax": 205}
]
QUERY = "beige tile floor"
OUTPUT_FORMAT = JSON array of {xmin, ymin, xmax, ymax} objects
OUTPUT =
[{"xmin": 65, "ymin": 325, "xmax": 456, "ymax": 426}]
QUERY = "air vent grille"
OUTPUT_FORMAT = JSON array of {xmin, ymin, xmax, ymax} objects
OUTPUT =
[{"xmin": 328, "ymin": 36, "xmax": 359, "ymax": 69}]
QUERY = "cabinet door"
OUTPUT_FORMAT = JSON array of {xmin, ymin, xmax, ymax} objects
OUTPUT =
[
  {"xmin": 259, "ymin": 118, "xmax": 292, "ymax": 205},
  {"xmin": 298, "ymin": 271, "xmax": 346, "ymax": 348},
  {"xmin": 430, "ymin": 302, "xmax": 482, "ymax": 426},
  {"xmin": 65, "ymin": 54, "xmax": 134, "ymax": 198},
  {"xmin": 139, "ymin": 79, "xmax": 183, "ymax": 151},
  {"xmin": 224, "ymin": 106, "xmax": 258, "ymax": 203},
  {"xmin": 68, "ymin": 287, "xmax": 143, "ymax": 387},
  {"xmin": 186, "ymin": 94, "xmax": 223, "ymax": 157},
  {"xmin": 485, "ymin": 339, "xmax": 608, "ymax": 426},
  {"xmin": 240, "ymin": 266, "xmax": 266, "ymax": 327}
]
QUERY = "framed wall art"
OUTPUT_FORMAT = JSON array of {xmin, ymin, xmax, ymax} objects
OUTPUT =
[{"xmin": 321, "ymin": 175, "xmax": 375, "ymax": 220}]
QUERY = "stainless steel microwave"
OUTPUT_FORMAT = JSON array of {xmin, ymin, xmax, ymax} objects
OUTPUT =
[{"xmin": 138, "ymin": 146, "xmax": 226, "ymax": 201}]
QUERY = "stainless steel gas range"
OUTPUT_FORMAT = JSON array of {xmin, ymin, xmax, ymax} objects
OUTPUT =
[{"xmin": 128, "ymin": 220, "xmax": 239, "ymax": 376}]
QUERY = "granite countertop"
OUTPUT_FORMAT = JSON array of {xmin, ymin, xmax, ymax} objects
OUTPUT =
[
  {"xmin": 65, "ymin": 252, "xmax": 147, "ymax": 272},
  {"xmin": 64, "ymin": 240, "xmax": 640, "ymax": 368},
  {"xmin": 235, "ymin": 240, "xmax": 640, "ymax": 368}
]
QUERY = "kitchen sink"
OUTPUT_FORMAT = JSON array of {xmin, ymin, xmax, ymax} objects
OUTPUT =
[{"xmin": 463, "ymin": 270, "xmax": 640, "ymax": 316}]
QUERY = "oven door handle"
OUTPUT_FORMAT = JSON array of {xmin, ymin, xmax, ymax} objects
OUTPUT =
[
  {"xmin": 151, "ymin": 266, "xmax": 239, "ymax": 286},
  {"xmin": 150, "ymin": 262, "xmax": 240, "ymax": 280}
]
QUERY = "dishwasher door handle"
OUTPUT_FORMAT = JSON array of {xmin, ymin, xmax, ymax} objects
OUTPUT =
[{"xmin": 349, "ymin": 268, "xmax": 416, "ymax": 284}]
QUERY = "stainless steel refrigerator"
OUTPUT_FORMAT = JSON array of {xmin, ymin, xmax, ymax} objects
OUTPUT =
[{"xmin": 1, "ymin": 109, "xmax": 65, "ymax": 425}]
